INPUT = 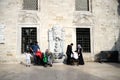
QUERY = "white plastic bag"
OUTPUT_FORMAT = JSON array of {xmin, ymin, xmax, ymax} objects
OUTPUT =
[{"xmin": 73, "ymin": 52, "xmax": 78, "ymax": 59}]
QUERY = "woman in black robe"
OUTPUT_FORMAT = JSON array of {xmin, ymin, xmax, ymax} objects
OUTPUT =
[{"xmin": 76, "ymin": 44, "xmax": 84, "ymax": 65}]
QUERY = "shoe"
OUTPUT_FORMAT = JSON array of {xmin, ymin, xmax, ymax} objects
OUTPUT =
[
  {"xmin": 44, "ymin": 64, "xmax": 47, "ymax": 67},
  {"xmin": 50, "ymin": 64, "xmax": 52, "ymax": 67}
]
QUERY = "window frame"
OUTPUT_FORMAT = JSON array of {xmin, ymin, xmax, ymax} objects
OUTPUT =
[
  {"xmin": 18, "ymin": 24, "xmax": 40, "ymax": 54},
  {"xmin": 76, "ymin": 28, "xmax": 91, "ymax": 53},
  {"xmin": 74, "ymin": 26, "xmax": 93, "ymax": 54},
  {"xmin": 22, "ymin": 0, "xmax": 40, "ymax": 11},
  {"xmin": 75, "ymin": 0, "xmax": 92, "ymax": 12},
  {"xmin": 21, "ymin": 27, "xmax": 37, "ymax": 53}
]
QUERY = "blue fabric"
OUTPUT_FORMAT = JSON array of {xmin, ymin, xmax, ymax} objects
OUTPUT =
[{"xmin": 31, "ymin": 44, "xmax": 40, "ymax": 53}]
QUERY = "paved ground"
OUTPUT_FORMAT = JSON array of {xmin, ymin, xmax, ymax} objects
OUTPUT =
[{"xmin": 0, "ymin": 62, "xmax": 120, "ymax": 80}]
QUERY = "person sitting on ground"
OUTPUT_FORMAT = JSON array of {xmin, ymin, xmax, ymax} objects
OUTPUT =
[
  {"xmin": 45, "ymin": 49, "xmax": 53, "ymax": 67},
  {"xmin": 36, "ymin": 49, "xmax": 43, "ymax": 65},
  {"xmin": 43, "ymin": 52, "xmax": 48, "ymax": 67}
]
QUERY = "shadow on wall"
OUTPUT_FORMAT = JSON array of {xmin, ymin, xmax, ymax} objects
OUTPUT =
[
  {"xmin": 94, "ymin": 32, "xmax": 120, "ymax": 63},
  {"xmin": 116, "ymin": 0, "xmax": 120, "ymax": 52},
  {"xmin": 94, "ymin": 51, "xmax": 119, "ymax": 63},
  {"xmin": 94, "ymin": 0, "xmax": 120, "ymax": 63},
  {"xmin": 94, "ymin": 27, "xmax": 120, "ymax": 63},
  {"xmin": 117, "ymin": 0, "xmax": 120, "ymax": 15}
]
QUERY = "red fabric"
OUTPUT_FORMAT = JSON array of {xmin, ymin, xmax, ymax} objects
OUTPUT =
[{"xmin": 36, "ymin": 51, "xmax": 43, "ymax": 59}]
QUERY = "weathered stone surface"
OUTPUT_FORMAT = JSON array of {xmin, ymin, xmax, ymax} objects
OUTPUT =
[
  {"xmin": 48, "ymin": 25, "xmax": 65, "ymax": 62},
  {"xmin": 0, "ymin": 0, "xmax": 120, "ymax": 63}
]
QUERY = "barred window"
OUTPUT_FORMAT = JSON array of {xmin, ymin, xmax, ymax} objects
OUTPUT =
[
  {"xmin": 23, "ymin": 0, "xmax": 38, "ymax": 10},
  {"xmin": 75, "ymin": 0, "xmax": 89, "ymax": 11},
  {"xmin": 76, "ymin": 28, "xmax": 91, "ymax": 52},
  {"xmin": 21, "ymin": 27, "xmax": 37, "ymax": 53}
]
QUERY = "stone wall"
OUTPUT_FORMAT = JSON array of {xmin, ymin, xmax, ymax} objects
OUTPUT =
[
  {"xmin": 0, "ymin": 0, "xmax": 21, "ymax": 63},
  {"xmin": 92, "ymin": 0, "xmax": 119, "ymax": 54},
  {"xmin": 0, "ymin": 0, "xmax": 119, "ymax": 63}
]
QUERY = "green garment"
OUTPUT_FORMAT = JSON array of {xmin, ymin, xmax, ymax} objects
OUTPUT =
[{"xmin": 43, "ymin": 54, "xmax": 48, "ymax": 63}]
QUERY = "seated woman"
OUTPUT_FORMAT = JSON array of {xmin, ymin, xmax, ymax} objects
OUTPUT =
[
  {"xmin": 43, "ymin": 49, "xmax": 53, "ymax": 67},
  {"xmin": 36, "ymin": 49, "xmax": 43, "ymax": 65}
]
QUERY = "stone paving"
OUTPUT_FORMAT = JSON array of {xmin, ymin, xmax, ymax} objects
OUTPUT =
[{"xmin": 0, "ymin": 62, "xmax": 120, "ymax": 80}]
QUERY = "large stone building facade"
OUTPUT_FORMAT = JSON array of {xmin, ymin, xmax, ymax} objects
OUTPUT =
[{"xmin": 0, "ymin": 0, "xmax": 120, "ymax": 63}]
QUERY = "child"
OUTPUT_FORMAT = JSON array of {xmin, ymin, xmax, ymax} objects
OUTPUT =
[{"xmin": 25, "ymin": 51, "xmax": 33, "ymax": 67}]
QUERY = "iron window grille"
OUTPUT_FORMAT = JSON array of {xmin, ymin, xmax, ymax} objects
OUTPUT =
[
  {"xmin": 76, "ymin": 28, "xmax": 91, "ymax": 52},
  {"xmin": 21, "ymin": 27, "xmax": 37, "ymax": 53},
  {"xmin": 75, "ymin": 0, "xmax": 89, "ymax": 11},
  {"xmin": 23, "ymin": 0, "xmax": 38, "ymax": 10}
]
